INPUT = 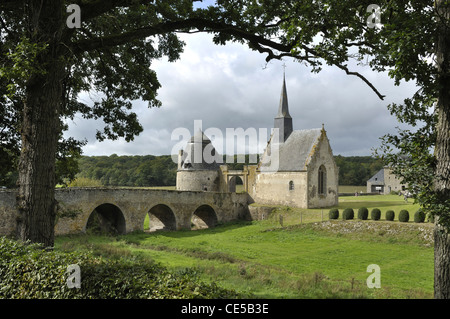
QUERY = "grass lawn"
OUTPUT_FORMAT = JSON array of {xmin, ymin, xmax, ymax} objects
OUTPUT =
[
  {"xmin": 56, "ymin": 194, "xmax": 434, "ymax": 299},
  {"xmin": 338, "ymin": 185, "xmax": 367, "ymax": 193}
]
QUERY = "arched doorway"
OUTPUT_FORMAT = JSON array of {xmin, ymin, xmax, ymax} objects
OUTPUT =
[
  {"xmin": 191, "ymin": 205, "xmax": 218, "ymax": 230},
  {"xmin": 145, "ymin": 204, "xmax": 177, "ymax": 232},
  {"xmin": 228, "ymin": 175, "xmax": 244, "ymax": 192},
  {"xmin": 86, "ymin": 203, "xmax": 126, "ymax": 235}
]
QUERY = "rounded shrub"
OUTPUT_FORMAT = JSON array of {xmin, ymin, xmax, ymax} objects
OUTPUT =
[
  {"xmin": 329, "ymin": 208, "xmax": 339, "ymax": 220},
  {"xmin": 343, "ymin": 208, "xmax": 354, "ymax": 220},
  {"xmin": 385, "ymin": 210, "xmax": 395, "ymax": 221},
  {"xmin": 358, "ymin": 207, "xmax": 369, "ymax": 220},
  {"xmin": 399, "ymin": 210, "xmax": 410, "ymax": 222},
  {"xmin": 371, "ymin": 208, "xmax": 381, "ymax": 221},
  {"xmin": 414, "ymin": 209, "xmax": 426, "ymax": 223}
]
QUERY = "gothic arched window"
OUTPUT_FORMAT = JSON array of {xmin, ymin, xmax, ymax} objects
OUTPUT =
[{"xmin": 318, "ymin": 165, "xmax": 326, "ymax": 196}]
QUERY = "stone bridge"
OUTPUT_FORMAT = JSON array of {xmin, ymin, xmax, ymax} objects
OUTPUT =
[{"xmin": 0, "ymin": 188, "xmax": 251, "ymax": 236}]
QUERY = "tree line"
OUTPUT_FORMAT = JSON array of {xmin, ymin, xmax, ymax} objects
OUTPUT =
[
  {"xmin": 69, "ymin": 154, "xmax": 259, "ymax": 187},
  {"xmin": 74, "ymin": 154, "xmax": 177, "ymax": 187},
  {"xmin": 0, "ymin": 154, "xmax": 387, "ymax": 188},
  {"xmin": 58, "ymin": 154, "xmax": 383, "ymax": 187},
  {"xmin": 334, "ymin": 155, "xmax": 384, "ymax": 186}
]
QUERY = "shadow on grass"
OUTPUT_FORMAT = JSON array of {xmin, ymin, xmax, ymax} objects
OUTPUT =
[{"xmin": 123, "ymin": 220, "xmax": 254, "ymax": 243}]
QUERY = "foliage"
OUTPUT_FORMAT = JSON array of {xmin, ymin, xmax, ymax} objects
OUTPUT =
[
  {"xmin": 0, "ymin": 35, "xmax": 84, "ymax": 188},
  {"xmin": 75, "ymin": 154, "xmax": 177, "ymax": 187},
  {"xmin": 386, "ymin": 210, "xmax": 395, "ymax": 221},
  {"xmin": 399, "ymin": 210, "xmax": 410, "ymax": 223},
  {"xmin": 371, "ymin": 208, "xmax": 381, "ymax": 221},
  {"xmin": 342, "ymin": 208, "xmax": 354, "ymax": 220},
  {"xmin": 414, "ymin": 209, "xmax": 426, "ymax": 223},
  {"xmin": 364, "ymin": 1, "xmax": 450, "ymax": 232},
  {"xmin": 0, "ymin": 236, "xmax": 238, "ymax": 299},
  {"xmin": 0, "ymin": 236, "xmax": 90, "ymax": 298},
  {"xmin": 334, "ymin": 156, "xmax": 383, "ymax": 186},
  {"xmin": 0, "ymin": 0, "xmax": 217, "ymax": 246},
  {"xmin": 357, "ymin": 207, "xmax": 368, "ymax": 220},
  {"xmin": 67, "ymin": 177, "xmax": 103, "ymax": 187},
  {"xmin": 328, "ymin": 208, "xmax": 339, "ymax": 220}
]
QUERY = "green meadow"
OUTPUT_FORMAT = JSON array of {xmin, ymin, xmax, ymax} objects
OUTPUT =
[{"xmin": 55, "ymin": 194, "xmax": 434, "ymax": 299}]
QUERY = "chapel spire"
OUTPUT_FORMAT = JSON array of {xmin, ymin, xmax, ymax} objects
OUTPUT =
[
  {"xmin": 276, "ymin": 69, "xmax": 291, "ymax": 118},
  {"xmin": 273, "ymin": 68, "xmax": 293, "ymax": 143}
]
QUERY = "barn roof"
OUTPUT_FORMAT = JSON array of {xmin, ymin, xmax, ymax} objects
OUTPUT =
[{"xmin": 367, "ymin": 168, "xmax": 384, "ymax": 185}]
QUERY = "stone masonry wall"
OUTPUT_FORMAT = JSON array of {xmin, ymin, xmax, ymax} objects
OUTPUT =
[
  {"xmin": 0, "ymin": 188, "xmax": 250, "ymax": 237},
  {"xmin": 306, "ymin": 133, "xmax": 339, "ymax": 208},
  {"xmin": 250, "ymin": 172, "xmax": 309, "ymax": 208}
]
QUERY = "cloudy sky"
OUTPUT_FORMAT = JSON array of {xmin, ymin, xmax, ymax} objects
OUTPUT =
[{"xmin": 65, "ymin": 32, "xmax": 418, "ymax": 158}]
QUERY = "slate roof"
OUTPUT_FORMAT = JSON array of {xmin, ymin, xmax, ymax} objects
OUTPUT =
[
  {"xmin": 179, "ymin": 130, "xmax": 221, "ymax": 171},
  {"xmin": 367, "ymin": 168, "xmax": 384, "ymax": 185},
  {"xmin": 189, "ymin": 130, "xmax": 211, "ymax": 143},
  {"xmin": 259, "ymin": 128, "xmax": 324, "ymax": 172}
]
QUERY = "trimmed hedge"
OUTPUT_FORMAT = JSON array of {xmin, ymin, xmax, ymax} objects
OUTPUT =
[
  {"xmin": 385, "ymin": 210, "xmax": 395, "ymax": 221},
  {"xmin": 357, "ymin": 207, "xmax": 369, "ymax": 220},
  {"xmin": 329, "ymin": 208, "xmax": 339, "ymax": 220},
  {"xmin": 343, "ymin": 208, "xmax": 354, "ymax": 220},
  {"xmin": 371, "ymin": 208, "xmax": 381, "ymax": 221},
  {"xmin": 399, "ymin": 210, "xmax": 410, "ymax": 223},
  {"xmin": 0, "ymin": 237, "xmax": 238, "ymax": 299},
  {"xmin": 414, "ymin": 209, "xmax": 426, "ymax": 223}
]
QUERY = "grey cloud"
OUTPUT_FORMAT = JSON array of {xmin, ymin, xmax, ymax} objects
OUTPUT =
[{"xmin": 66, "ymin": 33, "xmax": 417, "ymax": 157}]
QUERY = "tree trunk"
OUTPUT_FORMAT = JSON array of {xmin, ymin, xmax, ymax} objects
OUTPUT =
[
  {"xmin": 433, "ymin": 0, "xmax": 450, "ymax": 299},
  {"xmin": 16, "ymin": 1, "xmax": 65, "ymax": 247},
  {"xmin": 434, "ymin": 224, "xmax": 450, "ymax": 298}
]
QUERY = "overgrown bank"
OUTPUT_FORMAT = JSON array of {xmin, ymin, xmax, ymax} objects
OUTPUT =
[{"xmin": 0, "ymin": 236, "xmax": 239, "ymax": 299}]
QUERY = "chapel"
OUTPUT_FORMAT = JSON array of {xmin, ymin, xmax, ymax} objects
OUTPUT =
[{"xmin": 176, "ymin": 73, "xmax": 339, "ymax": 208}]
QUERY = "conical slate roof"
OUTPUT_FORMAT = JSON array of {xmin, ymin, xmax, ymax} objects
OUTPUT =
[
  {"xmin": 179, "ymin": 130, "xmax": 221, "ymax": 171},
  {"xmin": 189, "ymin": 129, "xmax": 212, "ymax": 143}
]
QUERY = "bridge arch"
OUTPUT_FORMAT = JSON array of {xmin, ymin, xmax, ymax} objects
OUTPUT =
[
  {"xmin": 145, "ymin": 204, "xmax": 177, "ymax": 232},
  {"xmin": 85, "ymin": 203, "xmax": 126, "ymax": 235},
  {"xmin": 191, "ymin": 205, "xmax": 218, "ymax": 230}
]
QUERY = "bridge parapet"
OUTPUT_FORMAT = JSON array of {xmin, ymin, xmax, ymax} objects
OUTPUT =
[{"xmin": 0, "ymin": 188, "xmax": 250, "ymax": 236}]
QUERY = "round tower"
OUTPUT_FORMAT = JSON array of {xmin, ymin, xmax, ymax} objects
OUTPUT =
[{"xmin": 176, "ymin": 130, "xmax": 221, "ymax": 191}]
